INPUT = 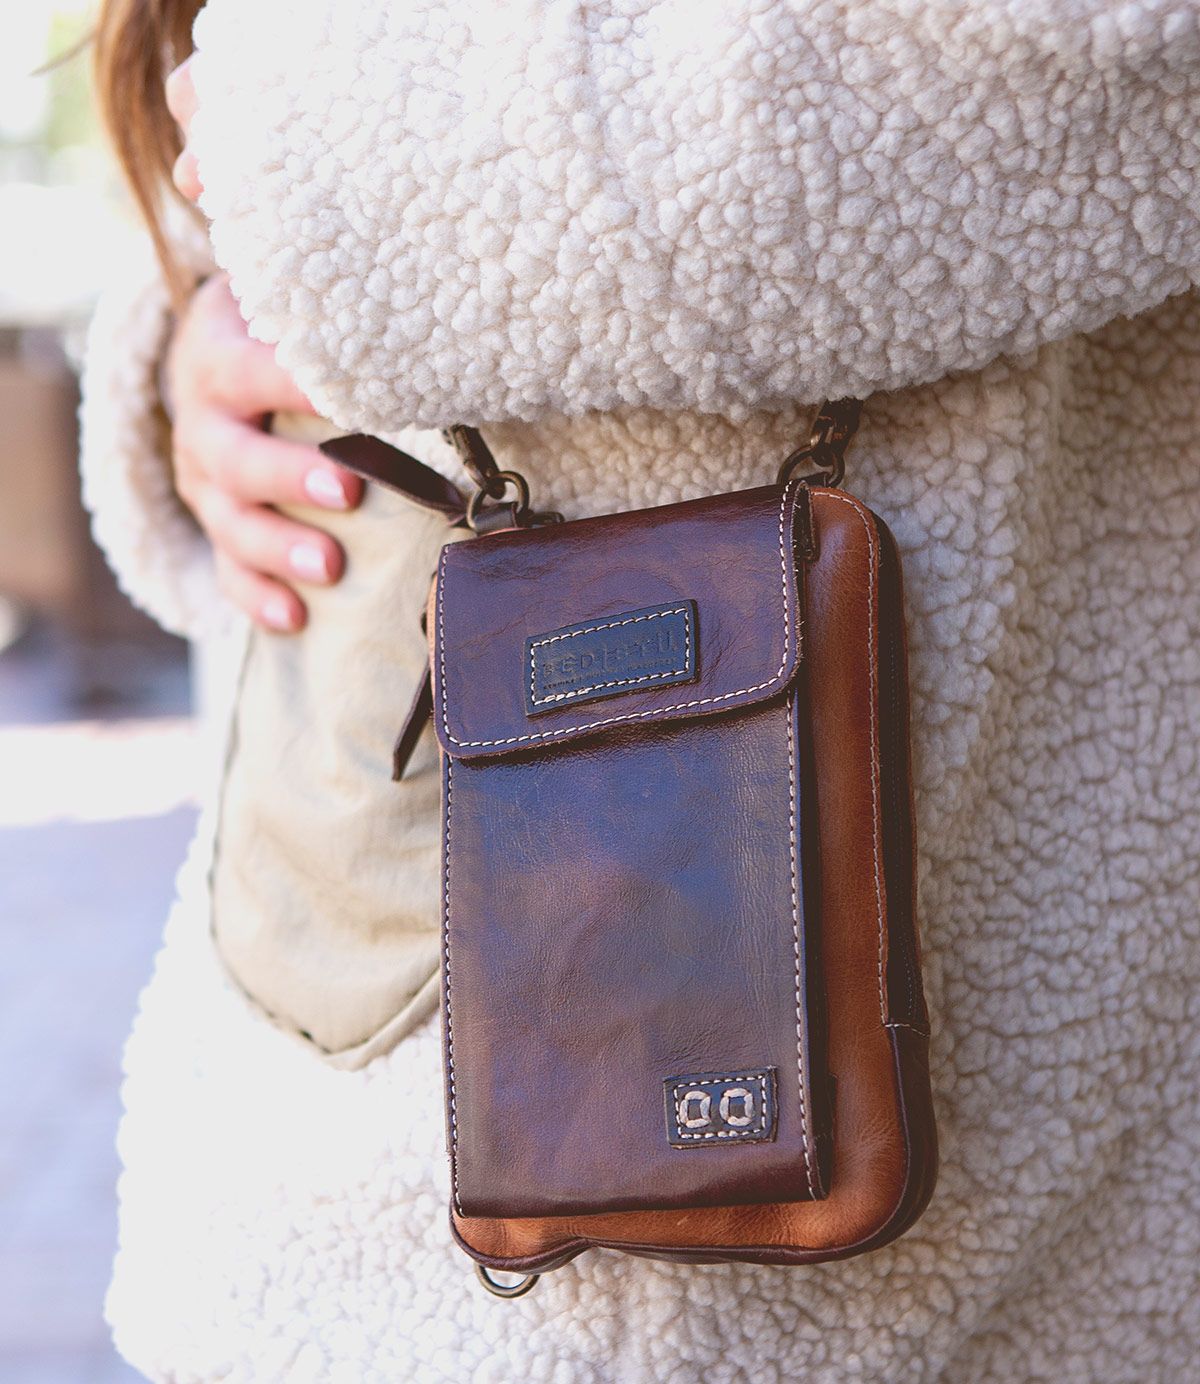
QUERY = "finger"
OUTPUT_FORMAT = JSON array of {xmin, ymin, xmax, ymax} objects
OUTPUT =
[
  {"xmin": 172, "ymin": 147, "xmax": 203, "ymax": 202},
  {"xmin": 165, "ymin": 57, "xmax": 198, "ymax": 134},
  {"xmin": 204, "ymin": 335, "xmax": 320, "ymax": 418},
  {"xmin": 191, "ymin": 413, "xmax": 365, "ymax": 510},
  {"xmin": 201, "ymin": 491, "xmax": 347, "ymax": 588},
  {"xmin": 214, "ymin": 552, "xmax": 307, "ymax": 633}
]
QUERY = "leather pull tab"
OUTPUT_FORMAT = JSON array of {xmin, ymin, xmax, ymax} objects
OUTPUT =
[
  {"xmin": 392, "ymin": 665, "xmax": 433, "ymax": 782},
  {"xmin": 320, "ymin": 434, "xmax": 467, "ymax": 520}
]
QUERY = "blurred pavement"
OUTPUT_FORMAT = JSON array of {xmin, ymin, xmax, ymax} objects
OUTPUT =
[{"xmin": 0, "ymin": 616, "xmax": 196, "ymax": 1384}]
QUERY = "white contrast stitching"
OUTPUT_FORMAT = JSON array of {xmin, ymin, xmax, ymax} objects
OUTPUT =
[
  {"xmin": 671, "ymin": 1072, "xmax": 770, "ymax": 1141},
  {"xmin": 436, "ymin": 486, "xmax": 798, "ymax": 749},
  {"xmin": 532, "ymin": 607, "xmax": 690, "ymax": 648},
  {"xmin": 528, "ymin": 606, "xmax": 692, "ymax": 708},
  {"xmin": 442, "ymin": 755, "xmax": 463, "ymax": 1217},
  {"xmin": 786, "ymin": 698, "xmax": 816, "ymax": 1198},
  {"xmin": 820, "ymin": 492, "xmax": 888, "ymax": 1026}
]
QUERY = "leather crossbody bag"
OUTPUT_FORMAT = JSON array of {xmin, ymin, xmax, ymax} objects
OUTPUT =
[{"xmin": 323, "ymin": 400, "xmax": 936, "ymax": 1297}]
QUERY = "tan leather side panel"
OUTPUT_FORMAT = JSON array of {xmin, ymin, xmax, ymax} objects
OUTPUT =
[{"xmin": 452, "ymin": 490, "xmax": 933, "ymax": 1267}]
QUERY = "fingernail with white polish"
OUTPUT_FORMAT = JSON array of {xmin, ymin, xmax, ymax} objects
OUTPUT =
[
  {"xmin": 290, "ymin": 543, "xmax": 330, "ymax": 582},
  {"xmin": 303, "ymin": 468, "xmax": 348, "ymax": 508},
  {"xmin": 262, "ymin": 595, "xmax": 296, "ymax": 631}
]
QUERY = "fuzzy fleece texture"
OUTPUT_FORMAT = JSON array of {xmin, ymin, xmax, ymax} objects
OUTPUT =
[
  {"xmin": 78, "ymin": 1, "xmax": 1200, "ymax": 1380},
  {"xmin": 79, "ymin": 218, "xmax": 223, "ymax": 641}
]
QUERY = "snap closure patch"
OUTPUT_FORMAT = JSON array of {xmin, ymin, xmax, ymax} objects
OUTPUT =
[
  {"xmin": 525, "ymin": 601, "xmax": 698, "ymax": 715},
  {"xmin": 664, "ymin": 1068, "xmax": 778, "ymax": 1148}
]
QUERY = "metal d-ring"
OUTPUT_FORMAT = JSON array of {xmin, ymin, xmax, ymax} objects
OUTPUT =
[
  {"xmin": 474, "ymin": 1263, "xmax": 541, "ymax": 1299},
  {"xmin": 465, "ymin": 469, "xmax": 532, "ymax": 531},
  {"xmin": 777, "ymin": 443, "xmax": 846, "ymax": 489},
  {"xmin": 776, "ymin": 397, "xmax": 864, "ymax": 489}
]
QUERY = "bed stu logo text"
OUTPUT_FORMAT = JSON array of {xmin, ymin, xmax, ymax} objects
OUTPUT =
[
  {"xmin": 525, "ymin": 600, "xmax": 698, "ymax": 714},
  {"xmin": 543, "ymin": 624, "xmax": 679, "ymax": 680}
]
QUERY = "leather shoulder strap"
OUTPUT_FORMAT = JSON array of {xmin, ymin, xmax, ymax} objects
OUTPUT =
[{"xmin": 319, "ymin": 433, "xmax": 468, "ymax": 520}]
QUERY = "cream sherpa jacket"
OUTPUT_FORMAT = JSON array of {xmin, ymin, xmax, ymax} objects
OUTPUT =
[{"xmin": 81, "ymin": 2, "xmax": 1200, "ymax": 1381}]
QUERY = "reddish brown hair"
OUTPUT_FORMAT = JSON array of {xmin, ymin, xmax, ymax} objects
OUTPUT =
[{"xmin": 93, "ymin": 0, "xmax": 205, "ymax": 301}]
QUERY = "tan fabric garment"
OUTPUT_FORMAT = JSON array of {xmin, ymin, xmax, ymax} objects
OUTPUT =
[{"xmin": 209, "ymin": 414, "xmax": 451, "ymax": 1067}]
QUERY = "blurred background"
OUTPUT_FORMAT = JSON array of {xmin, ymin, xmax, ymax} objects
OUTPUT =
[{"xmin": 1, "ymin": 6, "xmax": 197, "ymax": 1380}]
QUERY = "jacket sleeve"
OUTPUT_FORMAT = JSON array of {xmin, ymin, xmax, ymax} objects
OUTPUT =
[
  {"xmin": 79, "ymin": 230, "xmax": 232, "ymax": 640},
  {"xmin": 189, "ymin": 0, "xmax": 1200, "ymax": 433}
]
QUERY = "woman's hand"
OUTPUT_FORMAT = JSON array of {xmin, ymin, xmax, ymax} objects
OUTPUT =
[
  {"xmin": 166, "ymin": 274, "xmax": 363, "ymax": 632},
  {"xmin": 165, "ymin": 59, "xmax": 361, "ymax": 632}
]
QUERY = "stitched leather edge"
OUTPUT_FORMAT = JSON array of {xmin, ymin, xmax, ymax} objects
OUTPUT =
[
  {"xmin": 785, "ymin": 693, "xmax": 816, "ymax": 1197},
  {"xmin": 450, "ymin": 1028, "xmax": 936, "ymax": 1273},
  {"xmin": 821, "ymin": 491, "xmax": 888, "ymax": 1026},
  {"xmin": 442, "ymin": 754, "xmax": 464, "ymax": 1217},
  {"xmin": 435, "ymin": 484, "xmax": 800, "ymax": 751}
]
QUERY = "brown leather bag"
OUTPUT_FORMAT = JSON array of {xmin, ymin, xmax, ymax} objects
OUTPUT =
[{"xmin": 323, "ymin": 402, "xmax": 936, "ymax": 1297}]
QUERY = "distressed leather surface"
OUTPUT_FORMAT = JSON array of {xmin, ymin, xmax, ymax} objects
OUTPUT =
[
  {"xmin": 440, "ymin": 487, "xmax": 936, "ymax": 1264},
  {"xmin": 432, "ymin": 485, "xmax": 802, "ymax": 759},
  {"xmin": 434, "ymin": 484, "xmax": 830, "ymax": 1218}
]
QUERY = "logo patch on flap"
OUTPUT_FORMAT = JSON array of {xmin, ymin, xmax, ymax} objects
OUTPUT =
[
  {"xmin": 665, "ymin": 1068, "xmax": 778, "ymax": 1148},
  {"xmin": 526, "ymin": 600, "xmax": 697, "ymax": 715}
]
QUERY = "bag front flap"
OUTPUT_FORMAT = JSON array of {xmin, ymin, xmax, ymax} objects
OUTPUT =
[{"xmin": 432, "ymin": 483, "xmax": 804, "ymax": 760}]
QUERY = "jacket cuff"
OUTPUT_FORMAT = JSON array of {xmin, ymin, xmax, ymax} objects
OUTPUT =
[{"xmin": 79, "ymin": 234, "xmax": 230, "ymax": 641}]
